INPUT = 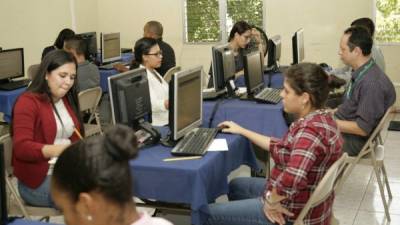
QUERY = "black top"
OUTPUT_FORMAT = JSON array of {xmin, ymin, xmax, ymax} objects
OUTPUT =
[
  {"xmin": 156, "ymin": 39, "xmax": 176, "ymax": 76},
  {"xmin": 41, "ymin": 45, "xmax": 56, "ymax": 60}
]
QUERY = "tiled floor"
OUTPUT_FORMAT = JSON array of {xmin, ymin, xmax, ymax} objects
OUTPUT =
[{"xmin": 14, "ymin": 112, "xmax": 400, "ymax": 225}]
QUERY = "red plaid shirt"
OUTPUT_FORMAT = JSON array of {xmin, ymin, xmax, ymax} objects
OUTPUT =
[{"xmin": 267, "ymin": 110, "xmax": 343, "ymax": 225}]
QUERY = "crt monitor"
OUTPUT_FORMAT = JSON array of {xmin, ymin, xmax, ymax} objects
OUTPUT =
[
  {"xmin": 169, "ymin": 66, "xmax": 203, "ymax": 142},
  {"xmin": 101, "ymin": 32, "xmax": 121, "ymax": 64},
  {"xmin": 0, "ymin": 48, "xmax": 24, "ymax": 81},
  {"xmin": 243, "ymin": 49, "xmax": 264, "ymax": 95},
  {"xmin": 292, "ymin": 28, "xmax": 305, "ymax": 64},
  {"xmin": 76, "ymin": 32, "xmax": 97, "ymax": 62},
  {"xmin": 211, "ymin": 43, "xmax": 236, "ymax": 92},
  {"xmin": 266, "ymin": 35, "xmax": 282, "ymax": 69}
]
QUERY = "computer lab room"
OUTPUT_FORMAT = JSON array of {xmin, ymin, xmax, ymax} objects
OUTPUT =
[{"xmin": 1, "ymin": 0, "xmax": 400, "ymax": 225}]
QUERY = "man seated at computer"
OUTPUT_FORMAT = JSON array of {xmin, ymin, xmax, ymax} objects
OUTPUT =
[
  {"xmin": 333, "ymin": 26, "xmax": 395, "ymax": 156},
  {"xmin": 64, "ymin": 36, "xmax": 100, "ymax": 92},
  {"xmin": 143, "ymin": 21, "xmax": 176, "ymax": 77},
  {"xmin": 332, "ymin": 17, "xmax": 386, "ymax": 81},
  {"xmin": 131, "ymin": 37, "xmax": 169, "ymax": 126}
]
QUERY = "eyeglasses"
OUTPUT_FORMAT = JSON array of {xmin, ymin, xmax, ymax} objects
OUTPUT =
[{"xmin": 145, "ymin": 51, "xmax": 163, "ymax": 57}]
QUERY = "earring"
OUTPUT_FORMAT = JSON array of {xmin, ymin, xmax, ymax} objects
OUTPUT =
[{"xmin": 87, "ymin": 215, "xmax": 93, "ymax": 221}]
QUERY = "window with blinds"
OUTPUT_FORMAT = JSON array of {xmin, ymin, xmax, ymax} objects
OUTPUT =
[{"xmin": 184, "ymin": 0, "xmax": 264, "ymax": 43}]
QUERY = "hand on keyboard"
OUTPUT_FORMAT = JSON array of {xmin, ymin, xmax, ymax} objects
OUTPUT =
[
  {"xmin": 217, "ymin": 121, "xmax": 243, "ymax": 135},
  {"xmin": 113, "ymin": 63, "xmax": 130, "ymax": 73}
]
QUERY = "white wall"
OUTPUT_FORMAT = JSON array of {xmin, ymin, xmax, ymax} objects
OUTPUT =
[
  {"xmin": 0, "ymin": 0, "xmax": 72, "ymax": 70},
  {"xmin": 1, "ymin": 0, "xmax": 399, "ymax": 85}
]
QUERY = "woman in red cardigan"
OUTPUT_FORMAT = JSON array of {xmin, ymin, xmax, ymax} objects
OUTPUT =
[{"xmin": 12, "ymin": 50, "xmax": 84, "ymax": 207}]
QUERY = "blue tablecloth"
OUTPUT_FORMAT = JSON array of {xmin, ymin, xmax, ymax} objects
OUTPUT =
[
  {"xmin": 99, "ymin": 53, "xmax": 134, "ymax": 93},
  {"xmin": 203, "ymin": 98, "xmax": 288, "ymax": 138},
  {"xmin": 235, "ymin": 72, "xmax": 284, "ymax": 89},
  {"xmin": 7, "ymin": 219, "xmax": 59, "ymax": 225},
  {"xmin": 130, "ymin": 132, "xmax": 258, "ymax": 225},
  {"xmin": 0, "ymin": 87, "xmax": 26, "ymax": 123}
]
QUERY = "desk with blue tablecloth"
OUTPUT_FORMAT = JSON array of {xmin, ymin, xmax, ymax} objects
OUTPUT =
[
  {"xmin": 99, "ymin": 53, "xmax": 134, "ymax": 92},
  {"xmin": 131, "ymin": 132, "xmax": 258, "ymax": 225},
  {"xmin": 7, "ymin": 219, "xmax": 59, "ymax": 225},
  {"xmin": 0, "ymin": 88, "xmax": 26, "ymax": 123},
  {"xmin": 235, "ymin": 72, "xmax": 284, "ymax": 89}
]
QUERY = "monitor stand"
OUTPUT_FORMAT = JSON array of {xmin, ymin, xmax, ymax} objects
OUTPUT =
[{"xmin": 132, "ymin": 120, "xmax": 161, "ymax": 147}]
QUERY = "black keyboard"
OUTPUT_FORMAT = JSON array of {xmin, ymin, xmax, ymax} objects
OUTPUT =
[
  {"xmin": 171, "ymin": 128, "xmax": 219, "ymax": 156},
  {"xmin": 254, "ymin": 88, "xmax": 282, "ymax": 104},
  {"xmin": 0, "ymin": 79, "xmax": 30, "ymax": 90}
]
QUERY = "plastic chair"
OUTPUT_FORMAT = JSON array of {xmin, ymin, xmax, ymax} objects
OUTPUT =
[
  {"xmin": 27, "ymin": 64, "xmax": 40, "ymax": 81},
  {"xmin": 0, "ymin": 134, "xmax": 60, "ymax": 221},
  {"xmin": 163, "ymin": 66, "xmax": 181, "ymax": 83},
  {"xmin": 78, "ymin": 86, "xmax": 103, "ymax": 137},
  {"xmin": 294, "ymin": 153, "xmax": 349, "ymax": 225},
  {"xmin": 336, "ymin": 106, "xmax": 394, "ymax": 221}
]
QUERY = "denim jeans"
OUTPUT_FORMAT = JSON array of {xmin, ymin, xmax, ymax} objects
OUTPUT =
[
  {"xmin": 18, "ymin": 176, "xmax": 54, "ymax": 207},
  {"xmin": 205, "ymin": 177, "xmax": 293, "ymax": 225}
]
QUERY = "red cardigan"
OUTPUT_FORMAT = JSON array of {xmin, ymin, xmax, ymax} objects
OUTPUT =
[{"xmin": 12, "ymin": 92, "xmax": 81, "ymax": 188}]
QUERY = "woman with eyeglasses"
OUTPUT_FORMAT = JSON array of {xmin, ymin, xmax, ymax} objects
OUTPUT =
[{"xmin": 132, "ymin": 37, "xmax": 169, "ymax": 126}]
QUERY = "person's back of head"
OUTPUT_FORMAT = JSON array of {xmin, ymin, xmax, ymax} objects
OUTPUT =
[
  {"xmin": 351, "ymin": 17, "xmax": 375, "ymax": 37},
  {"xmin": 54, "ymin": 28, "xmax": 75, "ymax": 49},
  {"xmin": 144, "ymin": 21, "xmax": 163, "ymax": 39},
  {"xmin": 64, "ymin": 36, "xmax": 87, "ymax": 59},
  {"xmin": 52, "ymin": 124, "xmax": 138, "ymax": 205},
  {"xmin": 344, "ymin": 26, "xmax": 373, "ymax": 56},
  {"xmin": 285, "ymin": 62, "xmax": 340, "ymax": 109}
]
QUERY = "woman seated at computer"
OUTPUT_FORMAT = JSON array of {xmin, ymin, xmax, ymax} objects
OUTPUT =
[
  {"xmin": 206, "ymin": 63, "xmax": 343, "ymax": 225},
  {"xmin": 51, "ymin": 125, "xmax": 172, "ymax": 225},
  {"xmin": 129, "ymin": 37, "xmax": 169, "ymax": 126},
  {"xmin": 12, "ymin": 50, "xmax": 84, "ymax": 207},
  {"xmin": 42, "ymin": 28, "xmax": 75, "ymax": 60}
]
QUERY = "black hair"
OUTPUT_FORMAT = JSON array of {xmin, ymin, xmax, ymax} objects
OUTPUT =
[
  {"xmin": 344, "ymin": 26, "xmax": 373, "ymax": 56},
  {"xmin": 54, "ymin": 28, "xmax": 75, "ymax": 49},
  {"xmin": 52, "ymin": 125, "xmax": 138, "ymax": 205},
  {"xmin": 64, "ymin": 35, "xmax": 87, "ymax": 57},
  {"xmin": 228, "ymin": 21, "xmax": 252, "ymax": 42},
  {"xmin": 144, "ymin": 21, "xmax": 163, "ymax": 38},
  {"xmin": 27, "ymin": 50, "xmax": 84, "ymax": 136},
  {"xmin": 132, "ymin": 37, "xmax": 158, "ymax": 68},
  {"xmin": 284, "ymin": 62, "xmax": 340, "ymax": 109},
  {"xmin": 351, "ymin": 17, "xmax": 375, "ymax": 36}
]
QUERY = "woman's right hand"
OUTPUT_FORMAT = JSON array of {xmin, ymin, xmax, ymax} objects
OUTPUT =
[{"xmin": 218, "ymin": 121, "xmax": 244, "ymax": 135}]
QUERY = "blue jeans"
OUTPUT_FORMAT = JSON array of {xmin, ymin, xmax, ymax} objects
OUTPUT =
[
  {"xmin": 205, "ymin": 177, "xmax": 293, "ymax": 225},
  {"xmin": 18, "ymin": 176, "xmax": 54, "ymax": 207}
]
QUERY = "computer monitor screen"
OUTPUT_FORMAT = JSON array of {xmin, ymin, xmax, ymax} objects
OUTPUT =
[
  {"xmin": 292, "ymin": 28, "xmax": 304, "ymax": 64},
  {"xmin": 266, "ymin": 35, "xmax": 281, "ymax": 69},
  {"xmin": 211, "ymin": 43, "xmax": 235, "ymax": 91},
  {"xmin": 108, "ymin": 68, "xmax": 152, "ymax": 128},
  {"xmin": 0, "ymin": 48, "xmax": 24, "ymax": 81},
  {"xmin": 243, "ymin": 50, "xmax": 264, "ymax": 95},
  {"xmin": 169, "ymin": 66, "xmax": 203, "ymax": 141},
  {"xmin": 0, "ymin": 145, "xmax": 8, "ymax": 225},
  {"xmin": 76, "ymin": 32, "xmax": 97, "ymax": 62},
  {"xmin": 101, "ymin": 32, "xmax": 121, "ymax": 64}
]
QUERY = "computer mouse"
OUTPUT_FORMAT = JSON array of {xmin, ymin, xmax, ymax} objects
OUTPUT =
[
  {"xmin": 319, "ymin": 63, "xmax": 329, "ymax": 68},
  {"xmin": 217, "ymin": 124, "xmax": 229, "ymax": 132}
]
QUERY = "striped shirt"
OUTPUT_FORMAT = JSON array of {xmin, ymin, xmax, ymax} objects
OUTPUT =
[
  {"xmin": 267, "ymin": 110, "xmax": 343, "ymax": 225},
  {"xmin": 335, "ymin": 58, "xmax": 396, "ymax": 135}
]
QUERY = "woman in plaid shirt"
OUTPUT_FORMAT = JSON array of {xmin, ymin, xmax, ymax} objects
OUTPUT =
[{"xmin": 206, "ymin": 63, "xmax": 343, "ymax": 225}]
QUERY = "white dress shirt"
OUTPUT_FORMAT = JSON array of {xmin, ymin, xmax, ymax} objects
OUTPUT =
[{"xmin": 140, "ymin": 65, "xmax": 169, "ymax": 126}]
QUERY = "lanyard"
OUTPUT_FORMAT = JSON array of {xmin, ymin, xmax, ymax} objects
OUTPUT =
[{"xmin": 346, "ymin": 60, "xmax": 374, "ymax": 99}]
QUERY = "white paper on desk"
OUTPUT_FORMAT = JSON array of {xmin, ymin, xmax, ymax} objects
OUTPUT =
[
  {"xmin": 237, "ymin": 87, "xmax": 247, "ymax": 94},
  {"xmin": 207, "ymin": 138, "xmax": 228, "ymax": 151}
]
